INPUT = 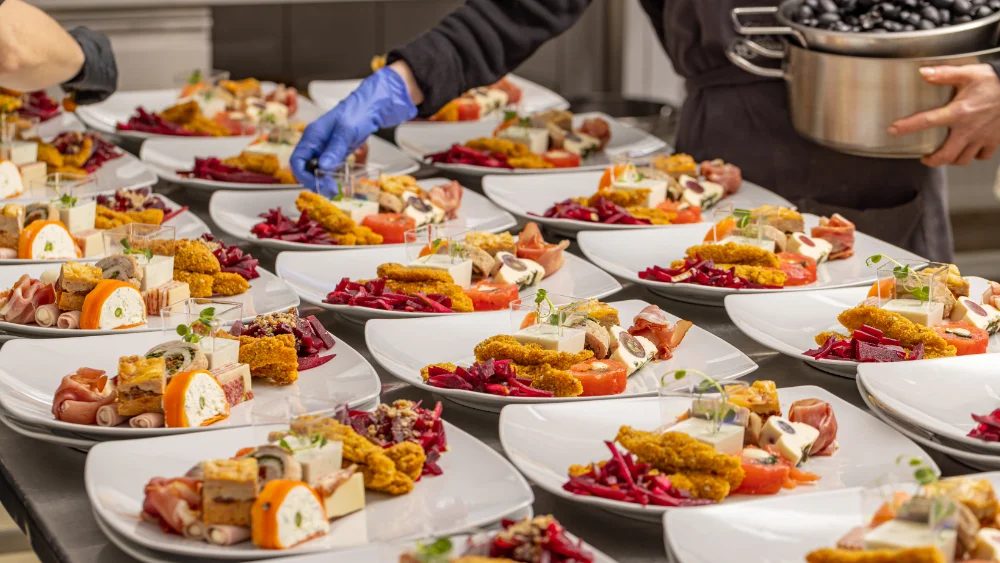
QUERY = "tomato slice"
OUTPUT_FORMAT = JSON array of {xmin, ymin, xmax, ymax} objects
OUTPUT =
[
  {"xmin": 777, "ymin": 252, "xmax": 817, "ymax": 286},
  {"xmin": 673, "ymin": 206, "xmax": 702, "ymax": 224},
  {"xmin": 455, "ymin": 98, "xmax": 480, "ymax": 121},
  {"xmin": 464, "ymin": 282, "xmax": 519, "ymax": 311},
  {"xmin": 570, "ymin": 359, "xmax": 628, "ymax": 397},
  {"xmin": 935, "ymin": 321, "xmax": 990, "ymax": 356},
  {"xmin": 361, "ymin": 213, "xmax": 415, "ymax": 244},
  {"xmin": 542, "ymin": 150, "xmax": 581, "ymax": 168}
]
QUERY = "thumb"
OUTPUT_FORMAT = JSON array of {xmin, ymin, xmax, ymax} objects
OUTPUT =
[{"xmin": 920, "ymin": 66, "xmax": 972, "ymax": 86}]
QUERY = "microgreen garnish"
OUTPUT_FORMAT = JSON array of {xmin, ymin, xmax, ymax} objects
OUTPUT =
[
  {"xmin": 120, "ymin": 237, "xmax": 153, "ymax": 262},
  {"xmin": 503, "ymin": 110, "xmax": 518, "ymax": 123},
  {"xmin": 867, "ymin": 255, "xmax": 931, "ymax": 303},
  {"xmin": 188, "ymin": 70, "xmax": 202, "ymax": 85},
  {"xmin": 58, "ymin": 193, "xmax": 77, "ymax": 208},
  {"xmin": 175, "ymin": 307, "xmax": 217, "ymax": 343},
  {"xmin": 278, "ymin": 437, "xmax": 292, "ymax": 452},
  {"xmin": 733, "ymin": 208, "xmax": 752, "ymax": 230},
  {"xmin": 896, "ymin": 455, "xmax": 939, "ymax": 486},
  {"xmin": 533, "ymin": 289, "xmax": 560, "ymax": 326},
  {"xmin": 414, "ymin": 537, "xmax": 453, "ymax": 563},
  {"xmin": 667, "ymin": 369, "xmax": 735, "ymax": 432}
]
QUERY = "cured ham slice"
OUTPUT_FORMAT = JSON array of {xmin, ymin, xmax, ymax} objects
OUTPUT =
[
  {"xmin": 811, "ymin": 214, "xmax": 856, "ymax": 260},
  {"xmin": 428, "ymin": 180, "xmax": 463, "ymax": 220},
  {"xmin": 34, "ymin": 304, "xmax": 59, "ymax": 327},
  {"xmin": 516, "ymin": 221, "xmax": 569, "ymax": 278},
  {"xmin": 141, "ymin": 477, "xmax": 204, "ymax": 538},
  {"xmin": 627, "ymin": 305, "xmax": 693, "ymax": 360},
  {"xmin": 789, "ymin": 398, "xmax": 839, "ymax": 456},
  {"xmin": 51, "ymin": 368, "xmax": 115, "ymax": 425},
  {"xmin": 57, "ymin": 311, "xmax": 81, "ymax": 329},
  {"xmin": 0, "ymin": 275, "xmax": 55, "ymax": 325},
  {"xmin": 700, "ymin": 159, "xmax": 742, "ymax": 196}
]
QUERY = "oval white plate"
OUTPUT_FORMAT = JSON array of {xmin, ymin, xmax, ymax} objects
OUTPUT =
[
  {"xmin": 0, "ymin": 328, "xmax": 379, "ymax": 440},
  {"xmin": 858, "ymin": 355, "xmax": 1000, "ymax": 455},
  {"xmin": 0, "ymin": 192, "xmax": 209, "ymax": 265},
  {"xmin": 36, "ymin": 111, "xmax": 87, "ymax": 139},
  {"xmin": 141, "ymin": 136, "xmax": 419, "ymax": 191},
  {"xmin": 75, "ymin": 84, "xmax": 324, "ymax": 140},
  {"xmin": 394, "ymin": 111, "xmax": 667, "ymax": 176},
  {"xmin": 85, "ymin": 422, "xmax": 534, "ymax": 559},
  {"xmin": 663, "ymin": 472, "xmax": 990, "ymax": 563},
  {"xmin": 0, "ymin": 262, "xmax": 299, "ymax": 336},
  {"xmin": 724, "ymin": 276, "xmax": 999, "ymax": 379},
  {"xmin": 309, "ymin": 74, "xmax": 570, "ymax": 115},
  {"xmin": 209, "ymin": 181, "xmax": 517, "ymax": 251},
  {"xmin": 579, "ymin": 214, "xmax": 926, "ymax": 307},
  {"xmin": 483, "ymin": 170, "xmax": 794, "ymax": 236},
  {"xmin": 275, "ymin": 246, "xmax": 622, "ymax": 323},
  {"xmin": 365, "ymin": 299, "xmax": 756, "ymax": 413},
  {"xmin": 499, "ymin": 386, "xmax": 935, "ymax": 523}
]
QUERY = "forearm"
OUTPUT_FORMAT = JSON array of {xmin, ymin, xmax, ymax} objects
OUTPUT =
[
  {"xmin": 387, "ymin": 0, "xmax": 591, "ymax": 116},
  {"xmin": 0, "ymin": 0, "xmax": 85, "ymax": 91}
]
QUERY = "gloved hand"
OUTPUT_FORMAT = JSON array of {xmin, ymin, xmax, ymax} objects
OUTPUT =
[{"xmin": 291, "ymin": 67, "xmax": 418, "ymax": 194}]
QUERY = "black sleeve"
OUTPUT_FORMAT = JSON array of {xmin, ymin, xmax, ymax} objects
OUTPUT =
[
  {"xmin": 386, "ymin": 0, "xmax": 592, "ymax": 117},
  {"xmin": 992, "ymin": 60, "xmax": 1000, "ymax": 80},
  {"xmin": 60, "ymin": 27, "xmax": 117, "ymax": 105}
]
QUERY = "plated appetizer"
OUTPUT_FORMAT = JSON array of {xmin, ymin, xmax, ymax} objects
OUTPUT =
[
  {"xmin": 139, "ymin": 400, "xmax": 446, "ymax": 549},
  {"xmin": 2, "ymin": 89, "xmax": 66, "ymax": 122},
  {"xmin": 117, "ymin": 76, "xmax": 300, "ymax": 137},
  {"xmin": 0, "ymin": 124, "xmax": 121, "ymax": 200},
  {"xmin": 50, "ymin": 306, "xmax": 334, "ymax": 429},
  {"xmin": 564, "ymin": 379, "xmax": 836, "ymax": 506},
  {"xmin": 427, "ymin": 109, "xmax": 611, "ymax": 170},
  {"xmin": 399, "ymin": 516, "xmax": 594, "ymax": 563},
  {"xmin": 422, "ymin": 299, "xmax": 691, "ymax": 398},
  {"xmin": 324, "ymin": 222, "xmax": 568, "ymax": 313},
  {"xmin": 538, "ymin": 157, "xmax": 742, "ymax": 226}
]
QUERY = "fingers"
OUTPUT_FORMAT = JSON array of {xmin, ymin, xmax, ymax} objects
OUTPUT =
[
  {"xmin": 956, "ymin": 143, "xmax": 981, "ymax": 167},
  {"xmin": 921, "ymin": 133, "xmax": 967, "ymax": 167},
  {"xmin": 918, "ymin": 66, "xmax": 974, "ymax": 86},
  {"xmin": 290, "ymin": 112, "xmax": 340, "ymax": 191},
  {"xmin": 889, "ymin": 104, "xmax": 960, "ymax": 136},
  {"xmin": 978, "ymin": 144, "xmax": 1000, "ymax": 161}
]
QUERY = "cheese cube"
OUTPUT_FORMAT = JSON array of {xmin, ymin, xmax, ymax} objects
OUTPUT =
[
  {"xmin": 951, "ymin": 297, "xmax": 1000, "ymax": 335},
  {"xmin": 496, "ymin": 126, "xmax": 549, "ymax": 155},
  {"xmin": 758, "ymin": 416, "xmax": 820, "ymax": 466},
  {"xmin": 331, "ymin": 198, "xmax": 378, "ymax": 225},
  {"xmin": 612, "ymin": 177, "xmax": 668, "ymax": 208},
  {"xmin": 260, "ymin": 102, "xmax": 289, "ymax": 126},
  {"xmin": 58, "ymin": 199, "xmax": 96, "ymax": 234},
  {"xmin": 563, "ymin": 132, "xmax": 600, "ymax": 159},
  {"xmin": 669, "ymin": 417, "xmax": 745, "ymax": 456},
  {"xmin": 18, "ymin": 161, "xmax": 46, "ymax": 190},
  {"xmin": 72, "ymin": 229, "xmax": 105, "ymax": 258},
  {"xmin": 513, "ymin": 324, "xmax": 586, "ymax": 353},
  {"xmin": 244, "ymin": 142, "xmax": 295, "ymax": 168},
  {"xmin": 322, "ymin": 472, "xmax": 365, "ymax": 520},
  {"xmin": 721, "ymin": 235, "xmax": 776, "ymax": 253},
  {"xmin": 973, "ymin": 528, "xmax": 1000, "ymax": 561},
  {"xmin": 201, "ymin": 337, "xmax": 240, "ymax": 370},
  {"xmin": 882, "ymin": 298, "xmax": 945, "ymax": 328},
  {"xmin": 786, "ymin": 232, "xmax": 832, "ymax": 264},
  {"xmin": 609, "ymin": 326, "xmax": 655, "ymax": 376},
  {"xmin": 679, "ymin": 175, "xmax": 724, "ymax": 210},
  {"xmin": 493, "ymin": 252, "xmax": 544, "ymax": 289},
  {"xmin": 272, "ymin": 433, "xmax": 344, "ymax": 486},
  {"xmin": 470, "ymin": 88, "xmax": 509, "ymax": 116},
  {"xmin": 141, "ymin": 255, "xmax": 174, "ymax": 292},
  {"xmin": 409, "ymin": 254, "xmax": 474, "ymax": 289},
  {"xmin": 863, "ymin": 520, "xmax": 956, "ymax": 563},
  {"xmin": 0, "ymin": 141, "xmax": 38, "ymax": 166}
]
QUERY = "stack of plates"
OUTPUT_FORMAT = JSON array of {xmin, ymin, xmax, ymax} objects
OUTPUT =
[{"xmin": 857, "ymin": 355, "xmax": 1000, "ymax": 471}]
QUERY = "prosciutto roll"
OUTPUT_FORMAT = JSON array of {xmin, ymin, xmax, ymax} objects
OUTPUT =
[
  {"xmin": 129, "ymin": 413, "xmax": 165, "ymax": 428},
  {"xmin": 789, "ymin": 398, "xmax": 839, "ymax": 456},
  {"xmin": 516, "ymin": 221, "xmax": 569, "ymax": 278},
  {"xmin": 96, "ymin": 404, "xmax": 130, "ymax": 427},
  {"xmin": 627, "ymin": 305, "xmax": 693, "ymax": 361},
  {"xmin": 810, "ymin": 214, "xmax": 856, "ymax": 260},
  {"xmin": 57, "ymin": 311, "xmax": 82, "ymax": 329},
  {"xmin": 206, "ymin": 525, "xmax": 251, "ymax": 546},
  {"xmin": 51, "ymin": 368, "xmax": 115, "ymax": 425},
  {"xmin": 34, "ymin": 304, "xmax": 59, "ymax": 327},
  {"xmin": 141, "ymin": 477, "xmax": 204, "ymax": 538}
]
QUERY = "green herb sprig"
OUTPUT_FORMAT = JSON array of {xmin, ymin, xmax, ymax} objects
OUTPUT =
[
  {"xmin": 867, "ymin": 255, "xmax": 931, "ymax": 303},
  {"xmin": 175, "ymin": 307, "xmax": 217, "ymax": 343},
  {"xmin": 667, "ymin": 369, "xmax": 735, "ymax": 431},
  {"xmin": 120, "ymin": 237, "xmax": 153, "ymax": 262},
  {"xmin": 733, "ymin": 208, "xmax": 752, "ymax": 229},
  {"xmin": 58, "ymin": 193, "xmax": 77, "ymax": 208},
  {"xmin": 414, "ymin": 537, "xmax": 453, "ymax": 563}
]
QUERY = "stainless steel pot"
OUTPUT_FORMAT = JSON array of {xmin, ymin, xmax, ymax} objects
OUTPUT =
[
  {"xmin": 726, "ymin": 41, "xmax": 1000, "ymax": 158},
  {"xmin": 733, "ymin": 1, "xmax": 1000, "ymax": 57}
]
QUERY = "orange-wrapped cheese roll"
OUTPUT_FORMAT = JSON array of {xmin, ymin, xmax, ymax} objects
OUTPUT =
[
  {"xmin": 18, "ymin": 220, "xmax": 78, "ymax": 260},
  {"xmin": 252, "ymin": 480, "xmax": 328, "ymax": 549},
  {"xmin": 80, "ymin": 280, "xmax": 146, "ymax": 330},
  {"xmin": 163, "ymin": 370, "xmax": 230, "ymax": 428}
]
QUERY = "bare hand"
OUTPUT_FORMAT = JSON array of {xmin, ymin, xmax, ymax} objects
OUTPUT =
[{"xmin": 888, "ymin": 64, "xmax": 1000, "ymax": 168}]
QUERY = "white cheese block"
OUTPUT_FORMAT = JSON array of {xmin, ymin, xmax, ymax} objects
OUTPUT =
[
  {"xmin": 679, "ymin": 175, "xmax": 724, "ymax": 210},
  {"xmin": 758, "ymin": 416, "xmax": 820, "ymax": 466},
  {"xmin": 181, "ymin": 92, "xmax": 228, "ymax": 118},
  {"xmin": 245, "ymin": 142, "xmax": 296, "ymax": 168},
  {"xmin": 0, "ymin": 141, "xmax": 38, "ymax": 166},
  {"xmin": 612, "ymin": 178, "xmax": 668, "ymax": 208},
  {"xmin": 29, "ymin": 223, "xmax": 77, "ymax": 260},
  {"xmin": 882, "ymin": 298, "xmax": 945, "ymax": 328},
  {"xmin": 270, "ymin": 484, "xmax": 330, "ymax": 549},
  {"xmin": 608, "ymin": 326, "xmax": 655, "ymax": 376},
  {"xmin": 323, "ymin": 472, "xmax": 365, "ymax": 520},
  {"xmin": 496, "ymin": 126, "xmax": 549, "ymax": 155},
  {"xmin": 177, "ymin": 371, "xmax": 229, "ymax": 427},
  {"xmin": 141, "ymin": 255, "xmax": 174, "ymax": 292},
  {"xmin": 721, "ymin": 235, "xmax": 776, "ymax": 253},
  {"xmin": 18, "ymin": 161, "xmax": 46, "ymax": 190},
  {"xmin": 400, "ymin": 191, "xmax": 435, "ymax": 227},
  {"xmin": 951, "ymin": 297, "xmax": 1000, "ymax": 335},
  {"xmin": 493, "ymin": 252, "xmax": 544, "ymax": 289},
  {"xmin": 273, "ymin": 434, "xmax": 344, "ymax": 487},
  {"xmin": 201, "ymin": 337, "xmax": 240, "ymax": 370},
  {"xmin": 96, "ymin": 285, "xmax": 146, "ymax": 329},
  {"xmin": 39, "ymin": 268, "xmax": 60, "ymax": 286},
  {"xmin": 512, "ymin": 324, "xmax": 586, "ymax": 353},
  {"xmin": 331, "ymin": 198, "xmax": 379, "ymax": 225},
  {"xmin": 58, "ymin": 200, "xmax": 96, "ymax": 234},
  {"xmin": 0, "ymin": 160, "xmax": 24, "ymax": 199},
  {"xmin": 409, "ymin": 254, "xmax": 474, "ymax": 289},
  {"xmin": 562, "ymin": 132, "xmax": 600, "ymax": 159},
  {"xmin": 260, "ymin": 102, "xmax": 290, "ymax": 126},
  {"xmin": 470, "ymin": 88, "xmax": 509, "ymax": 116},
  {"xmin": 786, "ymin": 232, "xmax": 832, "ymax": 264},
  {"xmin": 72, "ymin": 229, "xmax": 105, "ymax": 259},
  {"xmin": 973, "ymin": 528, "xmax": 1000, "ymax": 561},
  {"xmin": 863, "ymin": 520, "xmax": 956, "ymax": 563},
  {"xmin": 669, "ymin": 417, "xmax": 745, "ymax": 456}
]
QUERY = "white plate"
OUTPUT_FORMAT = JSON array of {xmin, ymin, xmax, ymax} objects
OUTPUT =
[
  {"xmin": 725, "ymin": 276, "xmax": 999, "ymax": 378},
  {"xmin": 209, "ymin": 181, "xmax": 517, "ymax": 252},
  {"xmin": 38, "ymin": 111, "xmax": 87, "ymax": 139},
  {"xmin": 499, "ymin": 386, "xmax": 935, "ymax": 522},
  {"xmin": 664, "ymin": 472, "xmax": 992, "ymax": 563},
  {"xmin": 0, "ymin": 192, "xmax": 209, "ymax": 265},
  {"xmin": 275, "ymin": 246, "xmax": 622, "ymax": 323},
  {"xmin": 140, "ymin": 136, "xmax": 419, "ymax": 191},
  {"xmin": 394, "ymin": 111, "xmax": 667, "ymax": 176},
  {"xmin": 7, "ymin": 150, "xmax": 158, "ymax": 203},
  {"xmin": 483, "ymin": 170, "xmax": 794, "ymax": 236},
  {"xmin": 578, "ymin": 214, "xmax": 925, "ymax": 307},
  {"xmin": 859, "ymin": 355, "xmax": 1000, "ymax": 454},
  {"xmin": 308, "ymin": 74, "xmax": 570, "ymax": 116},
  {"xmin": 365, "ymin": 299, "xmax": 757, "ymax": 413},
  {"xmin": 75, "ymin": 85, "xmax": 325, "ymax": 140},
  {"xmin": 0, "ymin": 263, "xmax": 299, "ymax": 336},
  {"xmin": 0, "ymin": 328, "xmax": 379, "ymax": 439},
  {"xmin": 85, "ymin": 422, "xmax": 535, "ymax": 559}
]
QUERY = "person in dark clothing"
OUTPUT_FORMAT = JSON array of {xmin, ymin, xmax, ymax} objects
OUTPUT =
[
  {"xmin": 291, "ymin": 0, "xmax": 960, "ymax": 261},
  {"xmin": 0, "ymin": 0, "xmax": 117, "ymax": 104}
]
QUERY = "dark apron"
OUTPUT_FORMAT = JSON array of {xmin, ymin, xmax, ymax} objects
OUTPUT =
[{"xmin": 644, "ymin": 0, "xmax": 953, "ymax": 262}]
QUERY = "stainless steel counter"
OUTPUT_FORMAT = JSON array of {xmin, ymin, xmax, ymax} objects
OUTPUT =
[{"xmin": 0, "ymin": 170, "xmax": 975, "ymax": 563}]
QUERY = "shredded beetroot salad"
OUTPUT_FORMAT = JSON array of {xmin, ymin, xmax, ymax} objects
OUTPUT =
[
  {"xmin": 639, "ymin": 256, "xmax": 782, "ymax": 289},
  {"xmin": 478, "ymin": 517, "xmax": 594, "ymax": 562},
  {"xmin": 535, "ymin": 197, "xmax": 652, "ymax": 225},
  {"xmin": 18, "ymin": 91, "xmax": 61, "ymax": 121},
  {"xmin": 230, "ymin": 311, "xmax": 335, "ymax": 370},
  {"xmin": 180, "ymin": 158, "xmax": 278, "ymax": 184},
  {"xmin": 804, "ymin": 324, "xmax": 924, "ymax": 363},
  {"xmin": 338, "ymin": 400, "xmax": 447, "ymax": 476},
  {"xmin": 252, "ymin": 208, "xmax": 339, "ymax": 245},
  {"xmin": 425, "ymin": 359, "xmax": 554, "ymax": 398},
  {"xmin": 564, "ymin": 441, "xmax": 715, "ymax": 507},
  {"xmin": 969, "ymin": 409, "xmax": 1000, "ymax": 442},
  {"xmin": 426, "ymin": 144, "xmax": 514, "ymax": 169},
  {"xmin": 324, "ymin": 277, "xmax": 455, "ymax": 313},
  {"xmin": 200, "ymin": 234, "xmax": 260, "ymax": 280},
  {"xmin": 51, "ymin": 132, "xmax": 123, "ymax": 173},
  {"xmin": 118, "ymin": 107, "xmax": 205, "ymax": 136}
]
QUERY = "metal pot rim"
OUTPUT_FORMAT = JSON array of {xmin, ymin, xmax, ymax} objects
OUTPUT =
[{"xmin": 785, "ymin": 40, "xmax": 1000, "ymax": 61}]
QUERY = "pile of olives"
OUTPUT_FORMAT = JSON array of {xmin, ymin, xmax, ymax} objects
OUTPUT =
[{"xmin": 791, "ymin": 0, "xmax": 1000, "ymax": 32}]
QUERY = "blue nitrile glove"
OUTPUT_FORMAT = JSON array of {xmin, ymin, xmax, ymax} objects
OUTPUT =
[{"xmin": 291, "ymin": 67, "xmax": 418, "ymax": 194}]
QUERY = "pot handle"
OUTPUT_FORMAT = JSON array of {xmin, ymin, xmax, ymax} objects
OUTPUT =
[
  {"xmin": 726, "ymin": 39, "xmax": 785, "ymax": 80},
  {"xmin": 731, "ymin": 6, "xmax": 808, "ymax": 47}
]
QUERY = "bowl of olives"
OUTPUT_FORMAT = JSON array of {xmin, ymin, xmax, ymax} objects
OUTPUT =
[{"xmin": 733, "ymin": 0, "xmax": 1000, "ymax": 57}]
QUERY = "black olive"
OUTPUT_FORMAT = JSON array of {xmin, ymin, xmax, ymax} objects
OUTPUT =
[
  {"xmin": 932, "ymin": 0, "xmax": 954, "ymax": 6},
  {"xmin": 917, "ymin": 17, "xmax": 938, "ymax": 26},
  {"xmin": 902, "ymin": 22, "xmax": 916, "ymax": 28},
  {"xmin": 818, "ymin": 11, "xmax": 843, "ymax": 22},
  {"xmin": 858, "ymin": 0, "xmax": 879, "ymax": 7},
  {"xmin": 990, "ymin": 0, "xmax": 1000, "ymax": 9},
  {"xmin": 805, "ymin": 0, "xmax": 821, "ymax": 8},
  {"xmin": 797, "ymin": 5, "xmax": 816, "ymax": 19},
  {"xmin": 920, "ymin": 5, "xmax": 942, "ymax": 20},
  {"xmin": 818, "ymin": 0, "xmax": 838, "ymax": 12},
  {"xmin": 803, "ymin": 17, "xmax": 821, "ymax": 26},
  {"xmin": 882, "ymin": 18, "xmax": 906, "ymax": 28},
  {"xmin": 954, "ymin": 13, "xmax": 974, "ymax": 20},
  {"xmin": 879, "ymin": 1, "xmax": 902, "ymax": 17},
  {"xmin": 953, "ymin": 0, "xmax": 974, "ymax": 14},
  {"xmin": 905, "ymin": 10, "xmax": 924, "ymax": 22},
  {"xmin": 846, "ymin": 14, "xmax": 861, "ymax": 24},
  {"xmin": 972, "ymin": 0, "xmax": 987, "ymax": 6},
  {"xmin": 939, "ymin": 8, "xmax": 952, "ymax": 22},
  {"xmin": 974, "ymin": 5, "xmax": 994, "ymax": 16}
]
